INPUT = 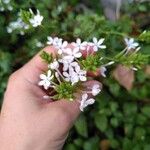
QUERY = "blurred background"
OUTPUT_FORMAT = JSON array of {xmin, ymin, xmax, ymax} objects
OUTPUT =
[{"xmin": 0, "ymin": 0, "xmax": 150, "ymax": 149}]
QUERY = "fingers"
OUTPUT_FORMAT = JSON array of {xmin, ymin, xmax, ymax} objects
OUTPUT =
[{"xmin": 20, "ymin": 46, "xmax": 57, "ymax": 84}]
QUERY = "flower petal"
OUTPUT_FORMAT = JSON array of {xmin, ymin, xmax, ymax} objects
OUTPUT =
[{"xmin": 98, "ymin": 38, "xmax": 104, "ymax": 45}]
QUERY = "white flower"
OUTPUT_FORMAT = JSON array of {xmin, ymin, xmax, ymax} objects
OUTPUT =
[
  {"xmin": 80, "ymin": 93, "xmax": 95, "ymax": 111},
  {"xmin": 63, "ymin": 66, "xmax": 86, "ymax": 85},
  {"xmin": 63, "ymin": 71, "xmax": 71, "ymax": 82},
  {"xmin": 61, "ymin": 60, "xmax": 79, "ymax": 71},
  {"xmin": 56, "ymin": 41, "xmax": 68, "ymax": 54},
  {"xmin": 63, "ymin": 47, "xmax": 82, "ymax": 60},
  {"xmin": 38, "ymin": 70, "xmax": 53, "ymax": 90},
  {"xmin": 124, "ymin": 38, "xmax": 139, "ymax": 50},
  {"xmin": 3, "ymin": 0, "xmax": 10, "ymax": 4},
  {"xmin": 29, "ymin": 9, "xmax": 43, "ymax": 27},
  {"xmin": 47, "ymin": 36, "xmax": 62, "ymax": 47},
  {"xmin": 72, "ymin": 38, "xmax": 87, "ymax": 50},
  {"xmin": 75, "ymin": 66, "xmax": 87, "ymax": 82},
  {"xmin": 47, "ymin": 36, "xmax": 54, "ymax": 45},
  {"xmin": 63, "ymin": 67, "xmax": 78, "ymax": 85},
  {"xmin": 36, "ymin": 41, "xmax": 44, "ymax": 48},
  {"xmin": 100, "ymin": 66, "xmax": 107, "ymax": 77},
  {"xmin": 92, "ymin": 84, "xmax": 101, "ymax": 96},
  {"xmin": 90, "ymin": 37, "xmax": 106, "ymax": 51},
  {"xmin": 7, "ymin": 18, "xmax": 29, "ymax": 33},
  {"xmin": 49, "ymin": 59, "xmax": 59, "ymax": 70}
]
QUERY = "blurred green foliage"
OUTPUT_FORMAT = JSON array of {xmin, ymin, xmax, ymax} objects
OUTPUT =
[{"xmin": 0, "ymin": 0, "xmax": 150, "ymax": 149}]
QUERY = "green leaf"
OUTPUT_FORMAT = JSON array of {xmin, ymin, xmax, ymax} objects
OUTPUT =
[
  {"xmin": 110, "ymin": 117, "xmax": 119, "ymax": 127},
  {"xmin": 110, "ymin": 102, "xmax": 118, "ymax": 113},
  {"xmin": 123, "ymin": 138, "xmax": 133, "ymax": 150},
  {"xmin": 95, "ymin": 114, "xmax": 108, "ymax": 132},
  {"xmin": 139, "ymin": 31, "xmax": 150, "ymax": 43},
  {"xmin": 144, "ymin": 144, "xmax": 150, "ymax": 150},
  {"xmin": 74, "ymin": 138, "xmax": 84, "ymax": 147},
  {"xmin": 20, "ymin": 9, "xmax": 32, "ymax": 24},
  {"xmin": 141, "ymin": 106, "xmax": 150, "ymax": 117},
  {"xmin": 110, "ymin": 139, "xmax": 120, "ymax": 149},
  {"xmin": 80, "ymin": 52, "xmax": 104, "ymax": 71},
  {"xmin": 83, "ymin": 137, "xmax": 99, "ymax": 150},
  {"xmin": 124, "ymin": 123, "xmax": 134, "ymax": 136},
  {"xmin": 64, "ymin": 144, "xmax": 77, "ymax": 150},
  {"xmin": 40, "ymin": 51, "xmax": 53, "ymax": 64},
  {"xmin": 136, "ymin": 114, "xmax": 147, "ymax": 125},
  {"xmin": 123, "ymin": 103, "xmax": 137, "ymax": 116},
  {"xmin": 75, "ymin": 115, "xmax": 88, "ymax": 138},
  {"xmin": 134, "ymin": 127, "xmax": 146, "ymax": 140},
  {"xmin": 114, "ymin": 52, "xmax": 150, "ymax": 69},
  {"xmin": 54, "ymin": 82, "xmax": 76, "ymax": 100}
]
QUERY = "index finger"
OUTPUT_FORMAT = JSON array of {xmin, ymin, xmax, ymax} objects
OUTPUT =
[{"xmin": 21, "ymin": 46, "xmax": 56, "ymax": 84}]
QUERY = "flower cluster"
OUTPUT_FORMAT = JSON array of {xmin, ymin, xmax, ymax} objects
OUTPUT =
[
  {"xmin": 7, "ymin": 9, "xmax": 43, "ymax": 34},
  {"xmin": 39, "ymin": 36, "xmax": 143, "ymax": 111}
]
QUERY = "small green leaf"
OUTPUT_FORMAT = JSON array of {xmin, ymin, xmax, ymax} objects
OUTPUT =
[
  {"xmin": 54, "ymin": 82, "xmax": 76, "ymax": 100},
  {"xmin": 123, "ymin": 138, "xmax": 133, "ymax": 150},
  {"xmin": 110, "ymin": 102, "xmax": 118, "ymax": 113},
  {"xmin": 114, "ymin": 52, "xmax": 150, "ymax": 69},
  {"xmin": 110, "ymin": 139, "xmax": 120, "ymax": 149},
  {"xmin": 20, "ymin": 9, "xmax": 32, "ymax": 24},
  {"xmin": 134, "ymin": 127, "xmax": 146, "ymax": 140},
  {"xmin": 144, "ymin": 144, "xmax": 150, "ymax": 150},
  {"xmin": 123, "ymin": 103, "xmax": 137, "ymax": 116},
  {"xmin": 74, "ymin": 138, "xmax": 84, "ymax": 147},
  {"xmin": 141, "ymin": 105, "xmax": 150, "ymax": 117},
  {"xmin": 95, "ymin": 114, "xmax": 108, "ymax": 132},
  {"xmin": 139, "ymin": 31, "xmax": 150, "ymax": 43},
  {"xmin": 75, "ymin": 115, "xmax": 88, "ymax": 137},
  {"xmin": 110, "ymin": 117, "xmax": 119, "ymax": 127},
  {"xmin": 40, "ymin": 51, "xmax": 53, "ymax": 64},
  {"xmin": 64, "ymin": 144, "xmax": 77, "ymax": 150},
  {"xmin": 80, "ymin": 53, "xmax": 104, "ymax": 71},
  {"xmin": 83, "ymin": 137, "xmax": 99, "ymax": 150}
]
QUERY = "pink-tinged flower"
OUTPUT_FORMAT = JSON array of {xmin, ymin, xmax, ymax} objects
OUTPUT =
[
  {"xmin": 63, "ymin": 67, "xmax": 78, "ymax": 85},
  {"xmin": 92, "ymin": 84, "xmax": 101, "ymax": 96},
  {"xmin": 75, "ymin": 66, "xmax": 87, "ymax": 82},
  {"xmin": 62, "ymin": 60, "xmax": 79, "ymax": 72},
  {"xmin": 63, "ymin": 47, "xmax": 82, "ymax": 59},
  {"xmin": 80, "ymin": 93, "xmax": 95, "ymax": 111},
  {"xmin": 56, "ymin": 41, "xmax": 68, "ymax": 54},
  {"xmin": 49, "ymin": 59, "xmax": 59, "ymax": 70}
]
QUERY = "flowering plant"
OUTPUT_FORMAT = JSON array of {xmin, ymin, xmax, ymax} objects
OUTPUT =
[
  {"xmin": 0, "ymin": 1, "xmax": 150, "ymax": 149},
  {"xmin": 2, "ymin": 7, "xmax": 149, "ymax": 112},
  {"xmin": 39, "ymin": 36, "xmax": 148, "ymax": 111}
]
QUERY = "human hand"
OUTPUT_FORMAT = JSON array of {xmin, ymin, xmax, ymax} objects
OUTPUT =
[{"xmin": 0, "ymin": 46, "xmax": 99, "ymax": 150}]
